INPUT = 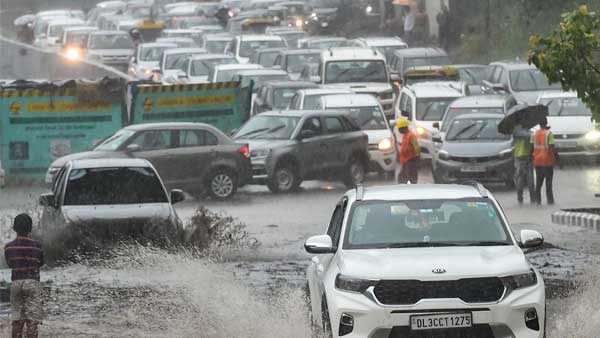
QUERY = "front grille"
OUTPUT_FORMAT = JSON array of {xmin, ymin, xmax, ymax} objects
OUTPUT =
[
  {"xmin": 373, "ymin": 278, "xmax": 505, "ymax": 305},
  {"xmin": 388, "ymin": 324, "xmax": 495, "ymax": 338},
  {"xmin": 449, "ymin": 155, "xmax": 500, "ymax": 163},
  {"xmin": 556, "ymin": 133, "xmax": 584, "ymax": 140},
  {"xmin": 558, "ymin": 146, "xmax": 586, "ymax": 153}
]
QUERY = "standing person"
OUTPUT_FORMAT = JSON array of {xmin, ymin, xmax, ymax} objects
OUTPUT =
[
  {"xmin": 403, "ymin": 3, "xmax": 416, "ymax": 45},
  {"xmin": 513, "ymin": 125, "xmax": 535, "ymax": 204},
  {"xmin": 436, "ymin": 3, "xmax": 450, "ymax": 50},
  {"xmin": 414, "ymin": 1, "xmax": 430, "ymax": 45},
  {"xmin": 531, "ymin": 118, "xmax": 557, "ymax": 205},
  {"xmin": 4, "ymin": 214, "xmax": 44, "ymax": 338},
  {"xmin": 397, "ymin": 118, "xmax": 421, "ymax": 183}
]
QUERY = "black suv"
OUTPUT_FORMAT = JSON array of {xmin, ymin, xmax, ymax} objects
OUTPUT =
[{"xmin": 234, "ymin": 110, "xmax": 370, "ymax": 193}]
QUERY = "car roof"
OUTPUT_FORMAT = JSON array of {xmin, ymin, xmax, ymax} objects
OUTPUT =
[
  {"xmin": 392, "ymin": 47, "xmax": 447, "ymax": 58},
  {"xmin": 321, "ymin": 93, "xmax": 379, "ymax": 107},
  {"xmin": 280, "ymin": 48, "xmax": 320, "ymax": 55},
  {"xmin": 537, "ymin": 91, "xmax": 577, "ymax": 99},
  {"xmin": 348, "ymin": 184, "xmax": 485, "ymax": 201},
  {"xmin": 452, "ymin": 112, "xmax": 505, "ymax": 120},
  {"xmin": 189, "ymin": 54, "xmax": 232, "ymax": 61},
  {"xmin": 406, "ymin": 81, "xmax": 465, "ymax": 98},
  {"xmin": 263, "ymin": 80, "xmax": 318, "ymax": 89},
  {"xmin": 163, "ymin": 29, "xmax": 201, "ymax": 34},
  {"xmin": 240, "ymin": 34, "xmax": 285, "ymax": 41},
  {"xmin": 204, "ymin": 34, "xmax": 233, "ymax": 40},
  {"xmin": 139, "ymin": 42, "xmax": 177, "ymax": 48},
  {"xmin": 299, "ymin": 88, "xmax": 354, "ymax": 96},
  {"xmin": 355, "ymin": 36, "xmax": 407, "ymax": 46},
  {"xmin": 124, "ymin": 122, "xmax": 216, "ymax": 131},
  {"xmin": 236, "ymin": 69, "xmax": 288, "ymax": 76},
  {"xmin": 321, "ymin": 47, "xmax": 386, "ymax": 60},
  {"xmin": 156, "ymin": 37, "xmax": 195, "ymax": 43},
  {"xmin": 260, "ymin": 109, "xmax": 347, "ymax": 117},
  {"xmin": 63, "ymin": 26, "xmax": 98, "ymax": 32},
  {"xmin": 490, "ymin": 60, "xmax": 536, "ymax": 70},
  {"xmin": 91, "ymin": 30, "xmax": 128, "ymax": 35},
  {"xmin": 163, "ymin": 47, "xmax": 207, "ymax": 55},
  {"xmin": 70, "ymin": 158, "xmax": 151, "ymax": 169},
  {"xmin": 49, "ymin": 18, "xmax": 85, "ymax": 25},
  {"xmin": 254, "ymin": 47, "xmax": 283, "ymax": 53},
  {"xmin": 214, "ymin": 63, "xmax": 263, "ymax": 70},
  {"xmin": 305, "ymin": 36, "xmax": 346, "ymax": 42},
  {"xmin": 449, "ymin": 95, "xmax": 509, "ymax": 108}
]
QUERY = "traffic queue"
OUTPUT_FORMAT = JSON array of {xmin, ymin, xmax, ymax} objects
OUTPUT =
[{"xmin": 6, "ymin": 0, "xmax": 600, "ymax": 202}]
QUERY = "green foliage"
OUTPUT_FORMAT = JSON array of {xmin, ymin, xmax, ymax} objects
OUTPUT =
[{"xmin": 529, "ymin": 5, "xmax": 600, "ymax": 122}]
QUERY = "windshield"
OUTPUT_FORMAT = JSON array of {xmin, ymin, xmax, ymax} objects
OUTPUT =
[
  {"xmin": 509, "ymin": 69, "xmax": 561, "ymax": 92},
  {"xmin": 165, "ymin": 53, "xmax": 192, "ymax": 70},
  {"xmin": 241, "ymin": 74, "xmax": 289, "ymax": 92},
  {"xmin": 441, "ymin": 107, "xmax": 504, "ymax": 132},
  {"xmin": 344, "ymin": 199, "xmax": 511, "ymax": 249},
  {"xmin": 257, "ymin": 51, "xmax": 279, "ymax": 67},
  {"xmin": 273, "ymin": 88, "xmax": 300, "ymax": 109},
  {"xmin": 403, "ymin": 56, "xmax": 451, "ymax": 73},
  {"xmin": 93, "ymin": 129, "xmax": 135, "ymax": 151},
  {"xmin": 333, "ymin": 106, "xmax": 387, "ymax": 130},
  {"xmin": 446, "ymin": 118, "xmax": 510, "ymax": 141},
  {"xmin": 458, "ymin": 67, "xmax": 488, "ymax": 85},
  {"xmin": 140, "ymin": 46, "xmax": 171, "ymax": 62},
  {"xmin": 65, "ymin": 31, "xmax": 91, "ymax": 45},
  {"xmin": 205, "ymin": 40, "xmax": 228, "ymax": 53},
  {"xmin": 325, "ymin": 60, "xmax": 387, "ymax": 83},
  {"xmin": 89, "ymin": 34, "xmax": 132, "ymax": 49},
  {"xmin": 64, "ymin": 167, "xmax": 168, "ymax": 205},
  {"xmin": 539, "ymin": 97, "xmax": 592, "ymax": 116},
  {"xmin": 235, "ymin": 115, "xmax": 300, "ymax": 140},
  {"xmin": 416, "ymin": 97, "xmax": 455, "ymax": 121},
  {"xmin": 286, "ymin": 53, "xmax": 320, "ymax": 72},
  {"xmin": 309, "ymin": 40, "xmax": 345, "ymax": 49},
  {"xmin": 239, "ymin": 40, "xmax": 286, "ymax": 57},
  {"xmin": 191, "ymin": 58, "xmax": 236, "ymax": 76}
]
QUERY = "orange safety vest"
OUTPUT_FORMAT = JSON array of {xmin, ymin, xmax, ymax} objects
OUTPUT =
[
  {"xmin": 533, "ymin": 129, "xmax": 555, "ymax": 167},
  {"xmin": 399, "ymin": 131, "xmax": 419, "ymax": 164}
]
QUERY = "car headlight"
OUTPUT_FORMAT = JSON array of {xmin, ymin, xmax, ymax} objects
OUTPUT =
[
  {"xmin": 335, "ymin": 274, "xmax": 378, "ymax": 293},
  {"xmin": 48, "ymin": 167, "xmax": 60, "ymax": 174},
  {"xmin": 378, "ymin": 137, "xmax": 393, "ymax": 151},
  {"xmin": 65, "ymin": 48, "xmax": 80, "ymax": 61},
  {"xmin": 437, "ymin": 150, "xmax": 450, "ymax": 160},
  {"xmin": 501, "ymin": 270, "xmax": 538, "ymax": 291},
  {"xmin": 295, "ymin": 19, "xmax": 304, "ymax": 27},
  {"xmin": 585, "ymin": 130, "xmax": 600, "ymax": 143},
  {"xmin": 365, "ymin": 5, "xmax": 373, "ymax": 14},
  {"xmin": 416, "ymin": 126, "xmax": 428, "ymax": 137},
  {"xmin": 251, "ymin": 149, "xmax": 271, "ymax": 158},
  {"xmin": 499, "ymin": 148, "xmax": 514, "ymax": 159}
]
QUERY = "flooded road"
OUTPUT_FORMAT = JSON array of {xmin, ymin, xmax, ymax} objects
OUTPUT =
[{"xmin": 1, "ymin": 165, "xmax": 600, "ymax": 337}]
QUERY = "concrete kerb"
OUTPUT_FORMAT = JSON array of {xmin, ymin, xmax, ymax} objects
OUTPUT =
[{"xmin": 553, "ymin": 210, "xmax": 600, "ymax": 232}]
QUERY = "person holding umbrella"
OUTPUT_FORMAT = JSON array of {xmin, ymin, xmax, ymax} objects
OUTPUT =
[
  {"xmin": 513, "ymin": 124, "xmax": 535, "ymax": 204},
  {"xmin": 531, "ymin": 117, "xmax": 557, "ymax": 205}
]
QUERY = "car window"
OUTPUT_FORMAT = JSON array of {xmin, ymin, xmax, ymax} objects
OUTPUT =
[
  {"xmin": 289, "ymin": 93, "xmax": 300, "ymax": 109},
  {"xmin": 416, "ymin": 97, "xmax": 454, "ymax": 121},
  {"xmin": 53, "ymin": 167, "xmax": 68, "ymax": 204},
  {"xmin": 129, "ymin": 130, "xmax": 172, "ymax": 151},
  {"xmin": 303, "ymin": 95, "xmax": 322, "ymax": 110},
  {"xmin": 538, "ymin": 97, "xmax": 593, "ymax": 117},
  {"xmin": 178, "ymin": 129, "xmax": 219, "ymax": 147},
  {"xmin": 344, "ymin": 199, "xmax": 510, "ymax": 249},
  {"xmin": 64, "ymin": 167, "xmax": 168, "ymax": 205},
  {"xmin": 327, "ymin": 199, "xmax": 346, "ymax": 248},
  {"xmin": 301, "ymin": 117, "xmax": 323, "ymax": 136},
  {"xmin": 498, "ymin": 69, "xmax": 509, "ymax": 86},
  {"xmin": 324, "ymin": 117, "xmax": 345, "ymax": 134},
  {"xmin": 446, "ymin": 118, "xmax": 510, "ymax": 141}
]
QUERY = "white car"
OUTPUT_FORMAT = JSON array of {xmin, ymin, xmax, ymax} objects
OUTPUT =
[
  {"xmin": 184, "ymin": 54, "xmax": 238, "ymax": 83},
  {"xmin": 129, "ymin": 42, "xmax": 177, "ymax": 80},
  {"xmin": 288, "ymin": 88, "xmax": 354, "ymax": 110},
  {"xmin": 44, "ymin": 18, "xmax": 86, "ymax": 49},
  {"xmin": 318, "ymin": 48, "xmax": 395, "ymax": 119},
  {"xmin": 537, "ymin": 91, "xmax": 600, "ymax": 160},
  {"xmin": 208, "ymin": 63, "xmax": 263, "ymax": 83},
  {"xmin": 155, "ymin": 47, "xmax": 207, "ymax": 83},
  {"xmin": 86, "ymin": 31, "xmax": 134, "ymax": 70},
  {"xmin": 305, "ymin": 183, "xmax": 546, "ymax": 338},
  {"xmin": 224, "ymin": 34, "xmax": 287, "ymax": 64},
  {"xmin": 320, "ymin": 94, "xmax": 396, "ymax": 175},
  {"xmin": 349, "ymin": 36, "xmax": 408, "ymax": 61},
  {"xmin": 396, "ymin": 81, "xmax": 466, "ymax": 159},
  {"xmin": 201, "ymin": 34, "xmax": 233, "ymax": 54}
]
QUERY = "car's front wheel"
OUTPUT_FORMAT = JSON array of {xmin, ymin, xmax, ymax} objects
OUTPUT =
[
  {"xmin": 268, "ymin": 163, "xmax": 300, "ymax": 193},
  {"xmin": 343, "ymin": 156, "xmax": 366, "ymax": 188},
  {"xmin": 207, "ymin": 169, "xmax": 238, "ymax": 200}
]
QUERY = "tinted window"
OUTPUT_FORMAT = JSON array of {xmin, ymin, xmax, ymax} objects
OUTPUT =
[
  {"xmin": 539, "ymin": 97, "xmax": 592, "ymax": 116},
  {"xmin": 64, "ymin": 167, "xmax": 168, "ymax": 205},
  {"xmin": 273, "ymin": 88, "xmax": 300, "ymax": 109},
  {"xmin": 94, "ymin": 129, "xmax": 136, "ymax": 151},
  {"xmin": 235, "ymin": 115, "xmax": 300, "ymax": 140},
  {"xmin": 239, "ymin": 40, "xmax": 286, "ymax": 57},
  {"xmin": 509, "ymin": 69, "xmax": 561, "ymax": 92},
  {"xmin": 140, "ymin": 46, "xmax": 171, "ymax": 61},
  {"xmin": 301, "ymin": 117, "xmax": 323, "ymax": 136},
  {"xmin": 333, "ymin": 106, "xmax": 387, "ymax": 130},
  {"xmin": 416, "ymin": 97, "xmax": 455, "ymax": 121},
  {"xmin": 325, "ymin": 61, "xmax": 387, "ymax": 83},
  {"xmin": 89, "ymin": 34, "xmax": 132, "ymax": 49},
  {"xmin": 344, "ymin": 199, "xmax": 510, "ymax": 249},
  {"xmin": 458, "ymin": 67, "xmax": 488, "ymax": 85},
  {"xmin": 446, "ymin": 118, "xmax": 510, "ymax": 141},
  {"xmin": 129, "ymin": 130, "xmax": 172, "ymax": 151},
  {"xmin": 179, "ymin": 130, "xmax": 219, "ymax": 147},
  {"xmin": 286, "ymin": 54, "xmax": 320, "ymax": 72},
  {"xmin": 325, "ymin": 117, "xmax": 345, "ymax": 133},
  {"xmin": 303, "ymin": 95, "xmax": 322, "ymax": 109},
  {"xmin": 441, "ymin": 107, "xmax": 504, "ymax": 132}
]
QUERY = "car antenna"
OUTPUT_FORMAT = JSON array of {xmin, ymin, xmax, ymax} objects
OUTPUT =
[{"xmin": 356, "ymin": 184, "xmax": 364, "ymax": 201}]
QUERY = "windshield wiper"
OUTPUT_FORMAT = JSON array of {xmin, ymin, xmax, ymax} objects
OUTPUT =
[
  {"xmin": 382, "ymin": 242, "xmax": 461, "ymax": 248},
  {"xmin": 235, "ymin": 127, "xmax": 270, "ymax": 139},
  {"xmin": 448, "ymin": 123, "xmax": 477, "ymax": 141},
  {"xmin": 466, "ymin": 122, "xmax": 488, "ymax": 140},
  {"xmin": 464, "ymin": 241, "xmax": 511, "ymax": 246},
  {"xmin": 420, "ymin": 102, "xmax": 436, "ymax": 120},
  {"xmin": 241, "ymin": 125, "xmax": 287, "ymax": 139},
  {"xmin": 330, "ymin": 67, "xmax": 353, "ymax": 82}
]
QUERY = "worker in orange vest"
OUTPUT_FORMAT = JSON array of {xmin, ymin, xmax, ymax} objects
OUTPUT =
[
  {"xmin": 531, "ymin": 117, "xmax": 557, "ymax": 204},
  {"xmin": 397, "ymin": 118, "xmax": 421, "ymax": 183}
]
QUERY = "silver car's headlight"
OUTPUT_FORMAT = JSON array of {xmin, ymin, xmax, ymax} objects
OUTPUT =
[
  {"xmin": 584, "ymin": 130, "xmax": 600, "ymax": 143},
  {"xmin": 335, "ymin": 274, "xmax": 378, "ymax": 293},
  {"xmin": 500, "ymin": 270, "xmax": 538, "ymax": 291},
  {"xmin": 499, "ymin": 148, "xmax": 514, "ymax": 159},
  {"xmin": 437, "ymin": 150, "xmax": 450, "ymax": 160},
  {"xmin": 48, "ymin": 167, "xmax": 60, "ymax": 175}
]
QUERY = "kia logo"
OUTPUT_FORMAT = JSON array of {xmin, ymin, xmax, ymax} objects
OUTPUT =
[{"xmin": 432, "ymin": 268, "xmax": 446, "ymax": 274}]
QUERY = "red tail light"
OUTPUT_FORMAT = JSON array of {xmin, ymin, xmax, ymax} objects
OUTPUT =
[{"xmin": 238, "ymin": 145, "xmax": 250, "ymax": 158}]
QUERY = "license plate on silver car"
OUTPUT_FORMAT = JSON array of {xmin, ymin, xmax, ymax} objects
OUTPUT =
[
  {"xmin": 410, "ymin": 313, "xmax": 472, "ymax": 331},
  {"xmin": 460, "ymin": 166, "xmax": 485, "ymax": 173},
  {"xmin": 557, "ymin": 141, "xmax": 577, "ymax": 149}
]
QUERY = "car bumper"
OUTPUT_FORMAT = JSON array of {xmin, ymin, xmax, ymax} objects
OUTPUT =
[
  {"xmin": 326, "ymin": 278, "xmax": 545, "ymax": 338},
  {"xmin": 433, "ymin": 157, "xmax": 514, "ymax": 183},
  {"xmin": 555, "ymin": 140, "xmax": 600, "ymax": 158},
  {"xmin": 249, "ymin": 157, "xmax": 270, "ymax": 184},
  {"xmin": 368, "ymin": 148, "xmax": 396, "ymax": 173}
]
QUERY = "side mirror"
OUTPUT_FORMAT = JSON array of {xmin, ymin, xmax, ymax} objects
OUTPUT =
[
  {"xmin": 229, "ymin": 128, "xmax": 238, "ymax": 136},
  {"xmin": 433, "ymin": 122, "xmax": 440, "ymax": 130},
  {"xmin": 519, "ymin": 229, "xmax": 544, "ymax": 248},
  {"xmin": 39, "ymin": 193, "xmax": 56, "ymax": 207},
  {"xmin": 126, "ymin": 144, "xmax": 141, "ymax": 153},
  {"xmin": 299, "ymin": 129, "xmax": 316, "ymax": 139},
  {"xmin": 389, "ymin": 119, "xmax": 397, "ymax": 129},
  {"xmin": 390, "ymin": 73, "xmax": 401, "ymax": 82},
  {"xmin": 432, "ymin": 136, "xmax": 442, "ymax": 143},
  {"xmin": 170, "ymin": 189, "xmax": 185, "ymax": 204},
  {"xmin": 304, "ymin": 235, "xmax": 334, "ymax": 254}
]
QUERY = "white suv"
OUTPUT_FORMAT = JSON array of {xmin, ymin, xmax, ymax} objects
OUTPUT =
[
  {"xmin": 305, "ymin": 184, "xmax": 545, "ymax": 338},
  {"xmin": 318, "ymin": 48, "xmax": 395, "ymax": 119}
]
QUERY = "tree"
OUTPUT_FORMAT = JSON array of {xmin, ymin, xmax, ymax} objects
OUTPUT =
[{"xmin": 529, "ymin": 5, "xmax": 600, "ymax": 122}]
